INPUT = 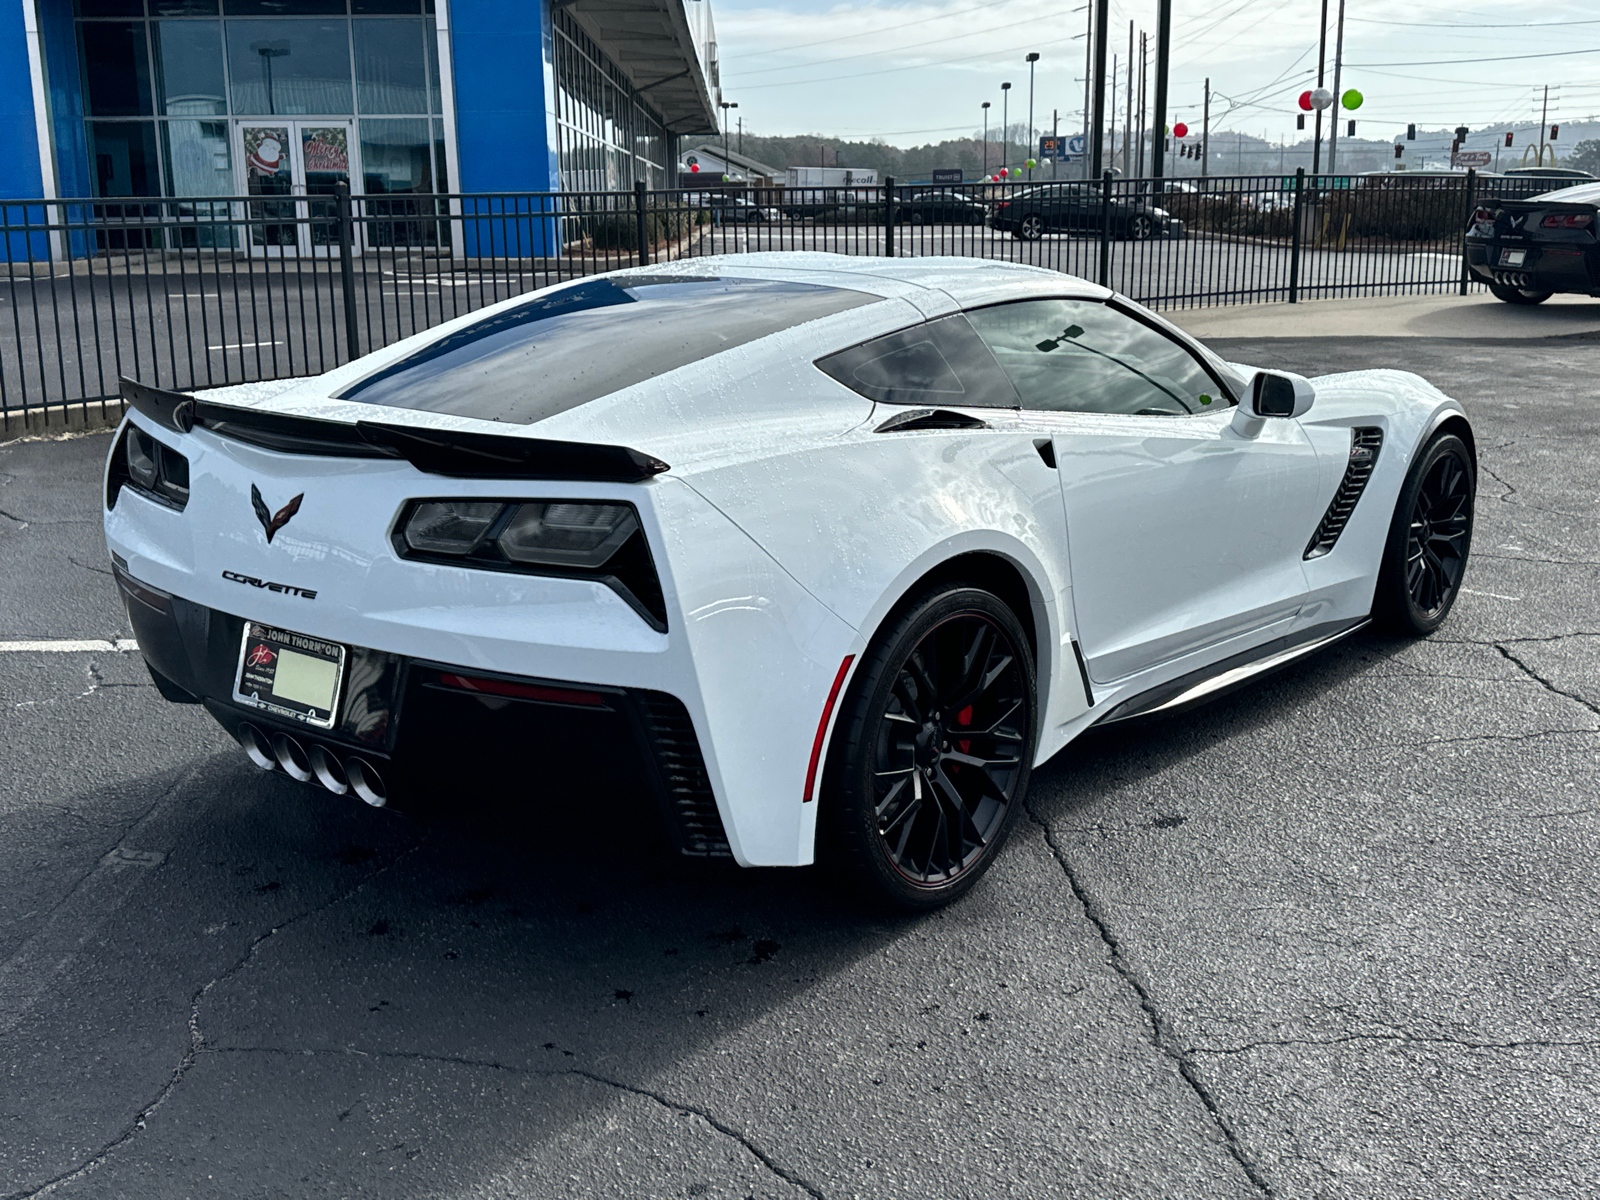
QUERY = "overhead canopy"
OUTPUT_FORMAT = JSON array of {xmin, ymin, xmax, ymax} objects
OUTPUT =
[{"xmin": 563, "ymin": 0, "xmax": 722, "ymax": 137}]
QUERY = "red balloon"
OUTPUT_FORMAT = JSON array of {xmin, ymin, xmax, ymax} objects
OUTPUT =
[
  {"xmin": 999, "ymin": 167, "xmax": 1009, "ymax": 176},
  {"xmin": 1173, "ymin": 122, "xmax": 1189, "ymax": 139},
  {"xmin": 1298, "ymin": 90, "xmax": 1313, "ymax": 112},
  {"xmin": 690, "ymin": 162, "xmax": 700, "ymax": 172}
]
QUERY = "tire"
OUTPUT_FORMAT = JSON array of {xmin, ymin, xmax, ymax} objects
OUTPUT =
[
  {"xmin": 1488, "ymin": 281, "xmax": 1553, "ymax": 304},
  {"xmin": 821, "ymin": 584, "xmax": 1038, "ymax": 910},
  {"xmin": 1125, "ymin": 213, "xmax": 1155, "ymax": 241},
  {"xmin": 1372, "ymin": 432, "xmax": 1476, "ymax": 636},
  {"xmin": 1016, "ymin": 213, "xmax": 1045, "ymax": 241}
]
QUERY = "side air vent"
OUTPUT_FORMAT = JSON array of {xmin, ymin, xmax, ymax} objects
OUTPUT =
[
  {"xmin": 1305, "ymin": 427, "xmax": 1384, "ymax": 559},
  {"xmin": 632, "ymin": 691, "xmax": 731, "ymax": 857}
]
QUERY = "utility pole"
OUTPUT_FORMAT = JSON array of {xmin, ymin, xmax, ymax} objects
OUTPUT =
[
  {"xmin": 1201, "ymin": 78, "xmax": 1210, "ymax": 177},
  {"xmin": 1052, "ymin": 108, "xmax": 1059, "ymax": 177},
  {"xmin": 1539, "ymin": 84, "xmax": 1549, "ymax": 164},
  {"xmin": 1090, "ymin": 0, "xmax": 1109, "ymax": 178},
  {"xmin": 1312, "ymin": 0, "xmax": 1328, "ymax": 174},
  {"xmin": 720, "ymin": 101, "xmax": 737, "ymax": 182},
  {"xmin": 1124, "ymin": 20, "xmax": 1134, "ymax": 175},
  {"xmin": 1110, "ymin": 53, "xmax": 1117, "ymax": 174},
  {"xmin": 738, "ymin": 117, "xmax": 743, "ymax": 156},
  {"xmin": 1138, "ymin": 31, "xmax": 1147, "ymax": 176},
  {"xmin": 1327, "ymin": 0, "xmax": 1346, "ymax": 175},
  {"xmin": 1151, "ymin": 0, "xmax": 1171, "ymax": 181},
  {"xmin": 1082, "ymin": 0, "xmax": 1093, "ymax": 180}
]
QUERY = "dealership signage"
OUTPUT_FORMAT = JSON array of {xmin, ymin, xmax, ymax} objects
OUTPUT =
[
  {"xmin": 1451, "ymin": 150, "xmax": 1491, "ymax": 168},
  {"xmin": 931, "ymin": 169, "xmax": 963, "ymax": 184}
]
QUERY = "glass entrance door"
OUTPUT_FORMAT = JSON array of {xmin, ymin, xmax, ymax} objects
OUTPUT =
[{"xmin": 238, "ymin": 121, "xmax": 360, "ymax": 256}]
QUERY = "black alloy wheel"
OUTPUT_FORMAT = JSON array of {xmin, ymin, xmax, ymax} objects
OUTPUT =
[
  {"xmin": 822, "ymin": 585, "xmax": 1037, "ymax": 909},
  {"xmin": 1125, "ymin": 213, "xmax": 1155, "ymax": 241},
  {"xmin": 1488, "ymin": 281, "xmax": 1553, "ymax": 304},
  {"xmin": 1017, "ymin": 213, "xmax": 1045, "ymax": 241},
  {"xmin": 1374, "ymin": 432, "xmax": 1476, "ymax": 635}
]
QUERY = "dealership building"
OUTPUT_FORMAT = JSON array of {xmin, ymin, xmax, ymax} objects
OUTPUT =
[{"xmin": 0, "ymin": 0, "xmax": 721, "ymax": 209}]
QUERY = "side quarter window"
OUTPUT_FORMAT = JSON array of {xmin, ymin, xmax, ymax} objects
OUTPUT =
[
  {"xmin": 964, "ymin": 298, "xmax": 1233, "ymax": 417},
  {"xmin": 815, "ymin": 313, "xmax": 1020, "ymax": 408}
]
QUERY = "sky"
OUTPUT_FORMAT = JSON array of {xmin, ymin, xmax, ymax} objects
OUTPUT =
[{"xmin": 709, "ymin": 0, "xmax": 1600, "ymax": 152}]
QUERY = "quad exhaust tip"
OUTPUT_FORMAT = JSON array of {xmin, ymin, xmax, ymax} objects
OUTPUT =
[{"xmin": 236, "ymin": 721, "xmax": 386, "ymax": 807}]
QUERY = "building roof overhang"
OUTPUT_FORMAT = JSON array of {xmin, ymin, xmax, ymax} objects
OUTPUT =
[{"xmin": 560, "ymin": 0, "xmax": 721, "ymax": 137}]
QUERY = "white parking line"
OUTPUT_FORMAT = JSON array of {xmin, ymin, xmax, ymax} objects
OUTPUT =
[
  {"xmin": 207, "ymin": 340, "xmax": 282, "ymax": 351},
  {"xmin": 0, "ymin": 638, "xmax": 139, "ymax": 652}
]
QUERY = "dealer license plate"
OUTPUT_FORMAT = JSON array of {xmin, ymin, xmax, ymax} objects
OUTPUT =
[
  {"xmin": 1500, "ymin": 248, "xmax": 1527, "ymax": 267},
  {"xmin": 233, "ymin": 622, "xmax": 346, "ymax": 729}
]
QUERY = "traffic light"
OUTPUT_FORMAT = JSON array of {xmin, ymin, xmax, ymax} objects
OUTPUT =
[
  {"xmin": 1406, "ymin": 124, "xmax": 1416, "ymax": 141},
  {"xmin": 1394, "ymin": 143, "xmax": 1403, "ymax": 160},
  {"xmin": 1505, "ymin": 131, "xmax": 1514, "ymax": 147},
  {"xmin": 1551, "ymin": 124, "xmax": 1560, "ymax": 141},
  {"xmin": 1297, "ymin": 114, "xmax": 1305, "ymax": 130},
  {"xmin": 1347, "ymin": 120, "xmax": 1356, "ymax": 136}
]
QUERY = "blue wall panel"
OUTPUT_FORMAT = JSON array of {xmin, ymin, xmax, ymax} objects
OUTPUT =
[
  {"xmin": 448, "ymin": 0, "xmax": 560, "ymax": 255},
  {"xmin": 0, "ymin": 0, "xmax": 46, "ymax": 201}
]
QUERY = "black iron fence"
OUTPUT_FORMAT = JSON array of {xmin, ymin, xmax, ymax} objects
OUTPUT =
[{"xmin": 0, "ymin": 170, "xmax": 1554, "ymax": 431}]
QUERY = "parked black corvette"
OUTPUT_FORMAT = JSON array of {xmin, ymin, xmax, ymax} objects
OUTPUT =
[{"xmin": 1465, "ymin": 182, "xmax": 1600, "ymax": 304}]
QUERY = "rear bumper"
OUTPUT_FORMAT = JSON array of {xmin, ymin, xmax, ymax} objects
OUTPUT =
[
  {"xmin": 115, "ymin": 561, "xmax": 732, "ymax": 856},
  {"xmin": 1465, "ymin": 238, "xmax": 1599, "ymax": 294}
]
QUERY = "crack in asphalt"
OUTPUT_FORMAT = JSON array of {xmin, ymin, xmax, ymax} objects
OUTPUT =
[
  {"xmin": 198, "ymin": 1045, "xmax": 828, "ymax": 1198},
  {"xmin": 1190, "ymin": 1032, "xmax": 1600, "ymax": 1055},
  {"xmin": 1024, "ymin": 803, "xmax": 1277, "ymax": 1199},
  {"xmin": 8, "ymin": 660, "xmax": 148, "ymax": 711},
  {"xmin": 1494, "ymin": 644, "xmax": 1600, "ymax": 720},
  {"xmin": 2, "ymin": 840, "xmax": 427, "ymax": 1200}
]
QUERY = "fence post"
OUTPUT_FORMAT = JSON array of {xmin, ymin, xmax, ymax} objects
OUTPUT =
[
  {"xmin": 1289, "ymin": 167, "xmax": 1305, "ymax": 304},
  {"xmin": 1098, "ymin": 170, "xmax": 1112, "ymax": 287},
  {"xmin": 1459, "ymin": 168, "xmax": 1477, "ymax": 297},
  {"xmin": 334, "ymin": 180, "xmax": 360, "ymax": 360},
  {"xmin": 883, "ymin": 175, "xmax": 896, "ymax": 257},
  {"xmin": 634, "ymin": 179, "xmax": 650, "ymax": 267}
]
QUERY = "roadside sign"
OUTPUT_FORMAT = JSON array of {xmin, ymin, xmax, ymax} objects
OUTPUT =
[
  {"xmin": 1452, "ymin": 150, "xmax": 1491, "ymax": 168},
  {"xmin": 1039, "ymin": 135, "xmax": 1085, "ymax": 163},
  {"xmin": 931, "ymin": 168, "xmax": 963, "ymax": 184}
]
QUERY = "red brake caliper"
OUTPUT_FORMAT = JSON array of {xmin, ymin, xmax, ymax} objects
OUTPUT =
[{"xmin": 956, "ymin": 705, "xmax": 973, "ymax": 755}]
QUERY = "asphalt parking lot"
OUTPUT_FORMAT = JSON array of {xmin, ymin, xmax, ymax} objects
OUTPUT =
[{"xmin": 3, "ymin": 332, "xmax": 1599, "ymax": 1199}]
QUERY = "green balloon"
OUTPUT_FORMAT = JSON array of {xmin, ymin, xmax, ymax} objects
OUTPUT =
[
  {"xmin": 1342, "ymin": 88, "xmax": 1364, "ymax": 111},
  {"xmin": 722, "ymin": 173, "xmax": 730, "ymax": 181},
  {"xmin": 1025, "ymin": 157, "xmax": 1037, "ymax": 169}
]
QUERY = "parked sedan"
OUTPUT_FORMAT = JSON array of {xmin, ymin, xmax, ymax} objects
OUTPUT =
[
  {"xmin": 684, "ymin": 192, "xmax": 780, "ymax": 224},
  {"xmin": 109, "ymin": 254, "xmax": 1473, "ymax": 908},
  {"xmin": 893, "ymin": 189, "xmax": 989, "ymax": 225},
  {"xmin": 1465, "ymin": 181, "xmax": 1600, "ymax": 303},
  {"xmin": 989, "ymin": 184, "xmax": 1182, "ymax": 240}
]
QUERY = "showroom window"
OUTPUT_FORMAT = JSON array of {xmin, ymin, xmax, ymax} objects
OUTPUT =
[
  {"xmin": 552, "ymin": 7, "xmax": 671, "ymax": 191},
  {"xmin": 74, "ymin": 0, "xmax": 446, "ymax": 206}
]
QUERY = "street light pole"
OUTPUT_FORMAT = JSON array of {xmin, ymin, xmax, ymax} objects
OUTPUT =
[
  {"xmin": 1026, "ymin": 52, "xmax": 1040, "ymax": 180},
  {"xmin": 1328, "ymin": 0, "xmax": 1346, "ymax": 175},
  {"xmin": 982, "ymin": 101, "xmax": 991, "ymax": 176},
  {"xmin": 720, "ymin": 101, "xmax": 738, "ymax": 181},
  {"xmin": 1090, "ymin": 0, "xmax": 1108, "ymax": 178},
  {"xmin": 1001, "ymin": 81, "xmax": 1011, "ymax": 176},
  {"xmin": 1313, "ymin": 0, "xmax": 1328, "ymax": 174},
  {"xmin": 1151, "ymin": 0, "xmax": 1170, "ymax": 181}
]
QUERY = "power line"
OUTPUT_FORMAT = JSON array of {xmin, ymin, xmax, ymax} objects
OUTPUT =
[
  {"xmin": 1346, "ymin": 15, "xmax": 1600, "ymax": 30},
  {"xmin": 1348, "ymin": 47, "xmax": 1600, "ymax": 67},
  {"xmin": 730, "ymin": 0, "xmax": 1038, "ymax": 60},
  {"xmin": 735, "ymin": 31, "xmax": 1087, "ymax": 90},
  {"xmin": 725, "ymin": 12, "xmax": 1067, "ymax": 78}
]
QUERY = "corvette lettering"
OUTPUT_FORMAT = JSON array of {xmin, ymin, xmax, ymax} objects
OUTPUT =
[{"xmin": 222, "ymin": 570, "xmax": 318, "ymax": 599}]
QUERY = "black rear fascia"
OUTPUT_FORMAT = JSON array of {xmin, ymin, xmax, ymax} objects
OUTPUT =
[{"xmin": 119, "ymin": 378, "xmax": 671, "ymax": 483}]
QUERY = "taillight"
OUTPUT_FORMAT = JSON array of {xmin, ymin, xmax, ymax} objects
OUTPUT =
[
  {"xmin": 1541, "ymin": 213, "xmax": 1594, "ymax": 228},
  {"xmin": 994, "ymin": 201, "xmax": 1010, "ymax": 212},
  {"xmin": 1471, "ymin": 206, "xmax": 1495, "ymax": 225}
]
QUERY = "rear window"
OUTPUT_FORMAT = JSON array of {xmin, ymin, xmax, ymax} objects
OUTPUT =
[
  {"xmin": 814, "ymin": 313, "xmax": 1019, "ymax": 407},
  {"xmin": 338, "ymin": 275, "xmax": 878, "ymax": 424}
]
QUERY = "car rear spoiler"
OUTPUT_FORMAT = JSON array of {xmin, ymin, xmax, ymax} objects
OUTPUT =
[{"xmin": 118, "ymin": 378, "xmax": 670, "ymax": 483}]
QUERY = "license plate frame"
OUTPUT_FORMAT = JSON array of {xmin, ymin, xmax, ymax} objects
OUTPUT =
[
  {"xmin": 233, "ymin": 622, "xmax": 347, "ymax": 729},
  {"xmin": 1500, "ymin": 248, "xmax": 1527, "ymax": 267}
]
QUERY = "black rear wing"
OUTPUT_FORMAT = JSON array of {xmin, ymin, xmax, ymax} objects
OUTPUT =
[{"xmin": 118, "ymin": 378, "xmax": 670, "ymax": 483}]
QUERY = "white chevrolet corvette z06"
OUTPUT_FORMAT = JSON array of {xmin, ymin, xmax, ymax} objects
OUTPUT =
[{"xmin": 105, "ymin": 253, "xmax": 1476, "ymax": 908}]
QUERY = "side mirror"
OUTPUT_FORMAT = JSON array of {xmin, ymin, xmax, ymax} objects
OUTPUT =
[{"xmin": 1234, "ymin": 370, "xmax": 1315, "ymax": 436}]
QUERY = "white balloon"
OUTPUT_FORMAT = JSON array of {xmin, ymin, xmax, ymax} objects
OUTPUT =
[{"xmin": 1310, "ymin": 87, "xmax": 1334, "ymax": 111}]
